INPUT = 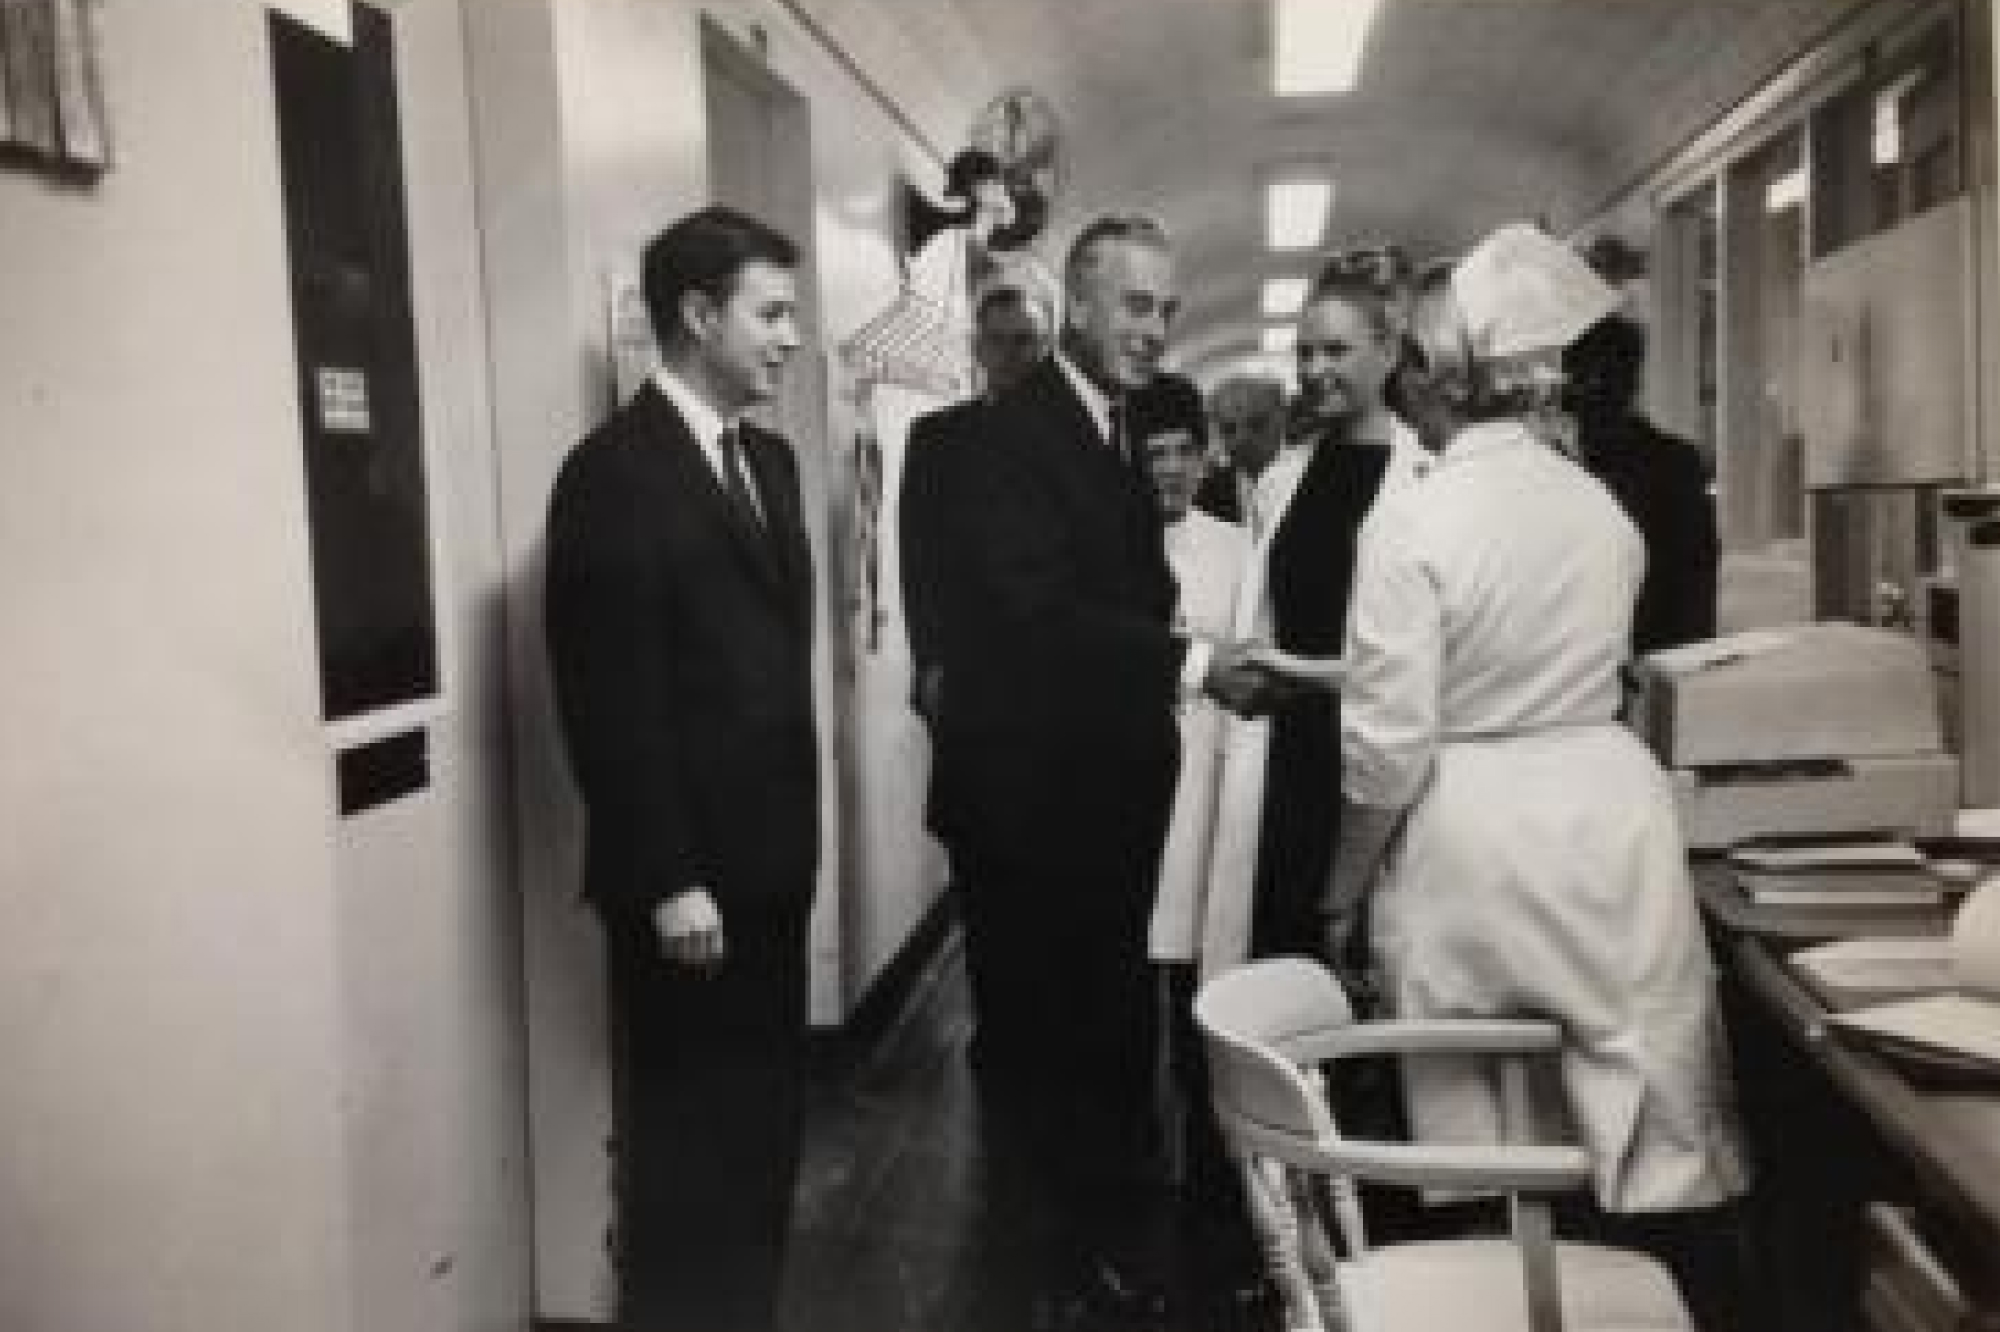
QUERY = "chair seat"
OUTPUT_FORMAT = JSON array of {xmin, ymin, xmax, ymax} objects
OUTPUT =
[{"xmin": 1339, "ymin": 1238, "xmax": 1695, "ymax": 1332}]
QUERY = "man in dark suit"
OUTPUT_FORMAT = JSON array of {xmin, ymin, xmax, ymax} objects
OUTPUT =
[
  {"xmin": 897, "ymin": 278, "xmax": 1052, "ymax": 1080},
  {"xmin": 544, "ymin": 206, "xmax": 815, "ymax": 1332},
  {"xmin": 936, "ymin": 214, "xmax": 1262, "ymax": 1320},
  {"xmin": 1192, "ymin": 373, "xmax": 1286, "ymax": 525},
  {"xmin": 1564, "ymin": 313, "xmax": 1720, "ymax": 654}
]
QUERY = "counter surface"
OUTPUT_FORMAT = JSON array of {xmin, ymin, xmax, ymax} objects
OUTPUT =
[{"xmin": 1694, "ymin": 858, "xmax": 2000, "ymax": 1258}]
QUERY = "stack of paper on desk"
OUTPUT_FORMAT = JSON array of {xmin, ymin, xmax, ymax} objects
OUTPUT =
[
  {"xmin": 1788, "ymin": 937, "xmax": 1956, "ymax": 1007},
  {"xmin": 1729, "ymin": 834, "xmax": 1945, "ymax": 907},
  {"xmin": 1732, "ymin": 835, "xmax": 1928, "ymax": 872},
  {"xmin": 1818, "ymin": 878, "xmax": 2000, "ymax": 1072}
]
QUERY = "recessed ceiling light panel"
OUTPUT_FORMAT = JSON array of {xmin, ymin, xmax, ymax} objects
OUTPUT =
[{"xmin": 1274, "ymin": 0, "xmax": 1384, "ymax": 96}]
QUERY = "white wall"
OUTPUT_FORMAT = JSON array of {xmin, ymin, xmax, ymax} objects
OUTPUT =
[
  {"xmin": 464, "ymin": 0, "xmax": 978, "ymax": 1315},
  {"xmin": 0, "ymin": 5, "xmax": 353, "ymax": 1330},
  {"xmin": 0, "ymin": 2, "xmax": 530, "ymax": 1330}
]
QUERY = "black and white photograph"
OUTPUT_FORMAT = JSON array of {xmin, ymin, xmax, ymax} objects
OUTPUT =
[{"xmin": 4, "ymin": 2, "xmax": 1999, "ymax": 1332}]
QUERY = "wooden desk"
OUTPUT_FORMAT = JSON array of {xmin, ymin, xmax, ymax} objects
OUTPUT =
[{"xmin": 1695, "ymin": 859, "xmax": 2000, "ymax": 1330}]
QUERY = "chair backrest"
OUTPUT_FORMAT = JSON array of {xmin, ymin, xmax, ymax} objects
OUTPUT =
[{"xmin": 1193, "ymin": 957, "xmax": 1354, "ymax": 1151}]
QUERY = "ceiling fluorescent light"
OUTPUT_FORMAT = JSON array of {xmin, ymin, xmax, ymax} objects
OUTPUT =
[
  {"xmin": 1262, "ymin": 323, "xmax": 1297, "ymax": 354},
  {"xmin": 1266, "ymin": 175, "xmax": 1333, "ymax": 250},
  {"xmin": 1765, "ymin": 167, "xmax": 1806, "ymax": 213},
  {"xmin": 1260, "ymin": 276, "xmax": 1310, "ymax": 318},
  {"xmin": 1274, "ymin": 0, "xmax": 1384, "ymax": 96}
]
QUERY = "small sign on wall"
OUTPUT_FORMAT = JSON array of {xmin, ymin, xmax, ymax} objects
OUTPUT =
[{"xmin": 315, "ymin": 366, "xmax": 372, "ymax": 433}]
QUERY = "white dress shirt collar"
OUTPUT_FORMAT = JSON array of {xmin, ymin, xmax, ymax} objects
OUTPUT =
[
  {"xmin": 652, "ymin": 364, "xmax": 734, "ymax": 478},
  {"xmin": 1054, "ymin": 350, "xmax": 1117, "ymax": 448}
]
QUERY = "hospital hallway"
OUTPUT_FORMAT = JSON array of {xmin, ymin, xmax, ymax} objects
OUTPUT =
[{"xmin": 12, "ymin": 1, "xmax": 2000, "ymax": 1331}]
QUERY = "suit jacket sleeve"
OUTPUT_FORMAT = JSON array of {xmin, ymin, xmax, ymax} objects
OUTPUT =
[
  {"xmin": 544, "ymin": 443, "xmax": 700, "ymax": 913},
  {"xmin": 952, "ymin": 408, "xmax": 1188, "ymax": 692},
  {"xmin": 899, "ymin": 413, "xmax": 949, "ymax": 682}
]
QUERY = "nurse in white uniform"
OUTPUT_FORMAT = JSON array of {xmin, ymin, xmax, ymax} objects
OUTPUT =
[{"xmin": 1324, "ymin": 226, "xmax": 1750, "ymax": 1218}]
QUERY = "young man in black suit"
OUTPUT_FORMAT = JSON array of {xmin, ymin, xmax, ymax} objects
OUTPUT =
[
  {"xmin": 544, "ymin": 205, "xmax": 815, "ymax": 1332},
  {"xmin": 897, "ymin": 278, "xmax": 1053, "ymax": 1082},
  {"xmin": 936, "ymin": 213, "xmax": 1263, "ymax": 1322}
]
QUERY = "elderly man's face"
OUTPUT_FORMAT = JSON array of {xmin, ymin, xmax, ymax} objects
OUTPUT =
[
  {"xmin": 1068, "ymin": 238, "xmax": 1177, "ymax": 392},
  {"xmin": 1209, "ymin": 386, "xmax": 1286, "ymax": 475}
]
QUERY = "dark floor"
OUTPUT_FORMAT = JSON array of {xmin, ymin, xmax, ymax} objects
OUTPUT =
[
  {"xmin": 781, "ymin": 933, "xmax": 1272, "ymax": 1332},
  {"xmin": 783, "ymin": 932, "xmax": 993, "ymax": 1331}
]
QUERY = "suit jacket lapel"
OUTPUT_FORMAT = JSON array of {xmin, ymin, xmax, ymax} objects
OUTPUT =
[
  {"xmin": 1027, "ymin": 359, "xmax": 1152, "ymax": 510},
  {"xmin": 741, "ymin": 424, "xmax": 813, "ymax": 630},
  {"xmin": 634, "ymin": 384, "xmax": 790, "ymax": 599}
]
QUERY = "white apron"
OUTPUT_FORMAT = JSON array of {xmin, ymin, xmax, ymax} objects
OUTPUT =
[
  {"xmin": 1343, "ymin": 421, "xmax": 1748, "ymax": 1213},
  {"xmin": 1372, "ymin": 725, "xmax": 1748, "ymax": 1212}
]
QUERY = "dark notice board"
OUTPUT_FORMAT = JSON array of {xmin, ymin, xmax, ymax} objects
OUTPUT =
[{"xmin": 269, "ymin": 4, "xmax": 439, "ymax": 724}]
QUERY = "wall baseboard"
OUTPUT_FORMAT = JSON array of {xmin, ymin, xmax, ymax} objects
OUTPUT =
[{"xmin": 810, "ymin": 890, "xmax": 959, "ymax": 1077}]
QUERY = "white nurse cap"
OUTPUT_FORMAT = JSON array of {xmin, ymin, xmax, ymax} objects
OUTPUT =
[{"xmin": 1449, "ymin": 223, "xmax": 1621, "ymax": 361}]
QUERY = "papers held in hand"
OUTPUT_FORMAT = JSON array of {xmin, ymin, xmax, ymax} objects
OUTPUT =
[
  {"xmin": 1729, "ymin": 833, "xmax": 1945, "ymax": 908},
  {"xmin": 1813, "ymin": 876, "xmax": 2000, "ymax": 1076}
]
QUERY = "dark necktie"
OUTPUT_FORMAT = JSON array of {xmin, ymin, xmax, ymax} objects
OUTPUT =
[
  {"xmin": 720, "ymin": 423, "xmax": 764, "ymax": 532},
  {"xmin": 1107, "ymin": 400, "xmax": 1131, "ymax": 468}
]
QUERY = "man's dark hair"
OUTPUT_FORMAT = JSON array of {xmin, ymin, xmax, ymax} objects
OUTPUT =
[
  {"xmin": 642, "ymin": 206, "xmax": 798, "ymax": 345},
  {"xmin": 1563, "ymin": 313, "xmax": 1647, "ymax": 413},
  {"xmin": 1128, "ymin": 372, "xmax": 1208, "ymax": 453}
]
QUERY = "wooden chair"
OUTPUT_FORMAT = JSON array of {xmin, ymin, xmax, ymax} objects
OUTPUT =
[{"xmin": 1194, "ymin": 958, "xmax": 1697, "ymax": 1332}]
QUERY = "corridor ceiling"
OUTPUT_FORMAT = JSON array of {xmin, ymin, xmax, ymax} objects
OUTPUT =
[{"xmin": 825, "ymin": 0, "xmax": 1886, "ymax": 378}]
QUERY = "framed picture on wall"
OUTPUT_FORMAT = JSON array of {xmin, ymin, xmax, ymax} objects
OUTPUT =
[{"xmin": 0, "ymin": 0, "xmax": 111, "ymax": 169}]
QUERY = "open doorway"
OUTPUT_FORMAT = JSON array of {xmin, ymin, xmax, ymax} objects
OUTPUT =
[{"xmin": 700, "ymin": 20, "xmax": 844, "ymax": 1027}]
